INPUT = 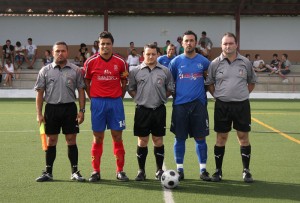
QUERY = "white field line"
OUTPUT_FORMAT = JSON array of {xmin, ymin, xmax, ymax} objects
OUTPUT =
[{"xmin": 162, "ymin": 163, "xmax": 175, "ymax": 203}]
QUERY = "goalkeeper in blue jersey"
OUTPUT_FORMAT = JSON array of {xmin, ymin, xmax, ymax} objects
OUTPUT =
[{"xmin": 168, "ymin": 30, "xmax": 211, "ymax": 181}]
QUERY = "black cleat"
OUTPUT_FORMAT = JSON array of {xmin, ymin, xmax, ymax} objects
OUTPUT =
[
  {"xmin": 211, "ymin": 169, "xmax": 222, "ymax": 182},
  {"xmin": 200, "ymin": 170, "xmax": 211, "ymax": 181},
  {"xmin": 243, "ymin": 169, "xmax": 254, "ymax": 183},
  {"xmin": 155, "ymin": 169, "xmax": 164, "ymax": 181},
  {"xmin": 36, "ymin": 171, "xmax": 53, "ymax": 182},
  {"xmin": 116, "ymin": 171, "xmax": 129, "ymax": 182},
  {"xmin": 89, "ymin": 171, "xmax": 101, "ymax": 182},
  {"xmin": 178, "ymin": 170, "xmax": 184, "ymax": 181},
  {"xmin": 71, "ymin": 170, "xmax": 86, "ymax": 182},
  {"xmin": 135, "ymin": 169, "xmax": 146, "ymax": 181}
]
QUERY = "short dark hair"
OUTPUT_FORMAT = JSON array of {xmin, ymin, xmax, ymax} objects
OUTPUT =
[
  {"xmin": 99, "ymin": 31, "xmax": 114, "ymax": 44},
  {"xmin": 273, "ymin": 53, "xmax": 278, "ymax": 57},
  {"xmin": 254, "ymin": 54, "xmax": 260, "ymax": 59},
  {"xmin": 223, "ymin": 32, "xmax": 237, "ymax": 44},
  {"xmin": 53, "ymin": 41, "xmax": 68, "ymax": 50},
  {"xmin": 28, "ymin": 38, "xmax": 32, "ymax": 41},
  {"xmin": 283, "ymin": 53, "xmax": 288, "ymax": 59},
  {"xmin": 16, "ymin": 41, "xmax": 21, "ymax": 47},
  {"xmin": 144, "ymin": 43, "xmax": 158, "ymax": 52},
  {"xmin": 183, "ymin": 30, "xmax": 197, "ymax": 42},
  {"xmin": 202, "ymin": 31, "xmax": 207, "ymax": 35}
]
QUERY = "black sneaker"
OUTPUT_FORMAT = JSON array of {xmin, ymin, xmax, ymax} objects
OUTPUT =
[
  {"xmin": 116, "ymin": 171, "xmax": 129, "ymax": 182},
  {"xmin": 71, "ymin": 171, "xmax": 86, "ymax": 182},
  {"xmin": 36, "ymin": 171, "xmax": 53, "ymax": 182},
  {"xmin": 155, "ymin": 169, "xmax": 164, "ymax": 181},
  {"xmin": 211, "ymin": 169, "xmax": 222, "ymax": 182},
  {"xmin": 178, "ymin": 170, "xmax": 184, "ymax": 181},
  {"xmin": 243, "ymin": 169, "xmax": 253, "ymax": 183},
  {"xmin": 200, "ymin": 170, "xmax": 211, "ymax": 181},
  {"xmin": 89, "ymin": 171, "xmax": 101, "ymax": 182},
  {"xmin": 135, "ymin": 169, "xmax": 146, "ymax": 181}
]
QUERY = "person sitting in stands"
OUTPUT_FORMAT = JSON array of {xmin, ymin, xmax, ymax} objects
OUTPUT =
[
  {"xmin": 43, "ymin": 50, "xmax": 53, "ymax": 66},
  {"xmin": 91, "ymin": 40, "xmax": 99, "ymax": 55},
  {"xmin": 268, "ymin": 53, "xmax": 281, "ymax": 75},
  {"xmin": 77, "ymin": 43, "xmax": 89, "ymax": 65},
  {"xmin": 25, "ymin": 38, "xmax": 37, "ymax": 69},
  {"xmin": 127, "ymin": 48, "xmax": 140, "ymax": 72},
  {"xmin": 278, "ymin": 54, "xmax": 291, "ymax": 83},
  {"xmin": 253, "ymin": 54, "xmax": 273, "ymax": 72},
  {"xmin": 3, "ymin": 58, "xmax": 15, "ymax": 87},
  {"xmin": 2, "ymin": 39, "xmax": 14, "ymax": 67}
]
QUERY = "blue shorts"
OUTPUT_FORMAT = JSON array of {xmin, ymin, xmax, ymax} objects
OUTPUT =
[
  {"xmin": 91, "ymin": 97, "xmax": 126, "ymax": 132},
  {"xmin": 170, "ymin": 100, "xmax": 209, "ymax": 139}
]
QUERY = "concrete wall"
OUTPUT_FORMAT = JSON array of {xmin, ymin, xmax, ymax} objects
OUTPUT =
[{"xmin": 0, "ymin": 15, "xmax": 299, "ymax": 61}]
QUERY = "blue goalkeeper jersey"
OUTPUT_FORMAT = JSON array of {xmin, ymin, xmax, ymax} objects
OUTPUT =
[{"xmin": 168, "ymin": 54, "xmax": 210, "ymax": 105}]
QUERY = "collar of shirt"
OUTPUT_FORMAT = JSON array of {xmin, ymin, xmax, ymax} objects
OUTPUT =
[
  {"xmin": 220, "ymin": 52, "xmax": 244, "ymax": 63},
  {"xmin": 140, "ymin": 62, "xmax": 164, "ymax": 70},
  {"xmin": 50, "ymin": 61, "xmax": 72, "ymax": 69}
]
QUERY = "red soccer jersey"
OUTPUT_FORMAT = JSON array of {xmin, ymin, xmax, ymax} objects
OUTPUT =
[{"xmin": 84, "ymin": 54, "xmax": 128, "ymax": 98}]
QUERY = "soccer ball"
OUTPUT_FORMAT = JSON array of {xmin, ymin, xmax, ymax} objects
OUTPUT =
[{"xmin": 161, "ymin": 170, "xmax": 180, "ymax": 189}]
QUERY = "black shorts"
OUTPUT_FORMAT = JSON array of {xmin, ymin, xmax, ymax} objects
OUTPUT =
[
  {"xmin": 170, "ymin": 100, "xmax": 209, "ymax": 139},
  {"xmin": 214, "ymin": 99, "xmax": 251, "ymax": 133},
  {"xmin": 44, "ymin": 102, "xmax": 79, "ymax": 135},
  {"xmin": 134, "ymin": 105, "xmax": 166, "ymax": 137}
]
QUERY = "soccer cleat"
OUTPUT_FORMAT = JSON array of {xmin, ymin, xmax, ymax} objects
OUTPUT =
[
  {"xmin": 36, "ymin": 171, "xmax": 53, "ymax": 182},
  {"xmin": 71, "ymin": 171, "xmax": 86, "ymax": 182},
  {"xmin": 243, "ymin": 169, "xmax": 254, "ymax": 183},
  {"xmin": 211, "ymin": 169, "xmax": 222, "ymax": 182},
  {"xmin": 116, "ymin": 171, "xmax": 129, "ymax": 181},
  {"xmin": 89, "ymin": 171, "xmax": 101, "ymax": 182},
  {"xmin": 177, "ymin": 170, "xmax": 184, "ymax": 181},
  {"xmin": 155, "ymin": 169, "xmax": 164, "ymax": 181},
  {"xmin": 200, "ymin": 170, "xmax": 211, "ymax": 181},
  {"xmin": 135, "ymin": 169, "xmax": 146, "ymax": 181}
]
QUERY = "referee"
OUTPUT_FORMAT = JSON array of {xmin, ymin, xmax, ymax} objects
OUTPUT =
[
  {"xmin": 206, "ymin": 32, "xmax": 257, "ymax": 183},
  {"xmin": 128, "ymin": 43, "xmax": 174, "ymax": 181},
  {"xmin": 35, "ymin": 41, "xmax": 86, "ymax": 182}
]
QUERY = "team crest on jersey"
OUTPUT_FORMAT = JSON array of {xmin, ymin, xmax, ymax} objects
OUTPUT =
[
  {"xmin": 114, "ymin": 65, "xmax": 119, "ymax": 71},
  {"xmin": 104, "ymin": 69, "xmax": 112, "ymax": 75},
  {"xmin": 197, "ymin": 63, "xmax": 204, "ymax": 70}
]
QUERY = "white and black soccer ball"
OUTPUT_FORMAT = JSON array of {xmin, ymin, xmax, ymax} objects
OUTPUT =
[{"xmin": 161, "ymin": 170, "xmax": 180, "ymax": 189}]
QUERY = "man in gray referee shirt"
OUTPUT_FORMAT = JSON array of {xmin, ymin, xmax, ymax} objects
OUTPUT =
[
  {"xmin": 128, "ymin": 43, "xmax": 174, "ymax": 181},
  {"xmin": 35, "ymin": 41, "xmax": 86, "ymax": 182},
  {"xmin": 206, "ymin": 32, "xmax": 257, "ymax": 183}
]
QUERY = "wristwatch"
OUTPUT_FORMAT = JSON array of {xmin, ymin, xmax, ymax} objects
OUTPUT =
[{"xmin": 79, "ymin": 108, "xmax": 85, "ymax": 113}]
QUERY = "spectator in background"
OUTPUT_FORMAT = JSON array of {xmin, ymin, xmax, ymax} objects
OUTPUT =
[
  {"xmin": 127, "ymin": 41, "xmax": 135, "ymax": 57},
  {"xmin": 174, "ymin": 36, "xmax": 183, "ymax": 56},
  {"xmin": 73, "ymin": 56, "xmax": 81, "ymax": 67},
  {"xmin": 157, "ymin": 43, "xmax": 176, "ymax": 67},
  {"xmin": 14, "ymin": 41, "xmax": 25, "ymax": 79},
  {"xmin": 253, "ymin": 54, "xmax": 273, "ymax": 72},
  {"xmin": 198, "ymin": 31, "xmax": 213, "ymax": 50},
  {"xmin": 2, "ymin": 39, "xmax": 14, "ymax": 67},
  {"xmin": 91, "ymin": 40, "xmax": 99, "ymax": 55},
  {"xmin": 43, "ymin": 50, "xmax": 53, "ymax": 66},
  {"xmin": 127, "ymin": 48, "xmax": 140, "ymax": 71},
  {"xmin": 268, "ymin": 53, "xmax": 280, "ymax": 75},
  {"xmin": 162, "ymin": 40, "xmax": 170, "ymax": 55},
  {"xmin": 3, "ymin": 58, "xmax": 15, "ymax": 87},
  {"xmin": 199, "ymin": 41, "xmax": 210, "ymax": 59},
  {"xmin": 139, "ymin": 51, "xmax": 144, "ymax": 64},
  {"xmin": 14, "ymin": 41, "xmax": 25, "ymax": 69},
  {"xmin": 278, "ymin": 53, "xmax": 291, "ymax": 83},
  {"xmin": 25, "ymin": 38, "xmax": 37, "ymax": 69},
  {"xmin": 77, "ymin": 43, "xmax": 89, "ymax": 65}
]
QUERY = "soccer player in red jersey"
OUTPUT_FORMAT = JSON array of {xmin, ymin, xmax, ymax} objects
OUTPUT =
[{"xmin": 84, "ymin": 31, "xmax": 129, "ymax": 182}]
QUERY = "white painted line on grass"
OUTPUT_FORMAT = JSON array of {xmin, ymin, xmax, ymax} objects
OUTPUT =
[{"xmin": 162, "ymin": 163, "xmax": 175, "ymax": 203}]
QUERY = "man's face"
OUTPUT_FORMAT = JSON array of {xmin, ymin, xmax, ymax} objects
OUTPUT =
[
  {"xmin": 99, "ymin": 38, "xmax": 113, "ymax": 57},
  {"xmin": 28, "ymin": 40, "xmax": 32, "ymax": 45},
  {"xmin": 221, "ymin": 36, "xmax": 237, "ymax": 56},
  {"xmin": 143, "ymin": 47, "xmax": 158, "ymax": 66},
  {"xmin": 167, "ymin": 46, "xmax": 175, "ymax": 58},
  {"xmin": 182, "ymin": 34, "xmax": 196, "ymax": 54},
  {"xmin": 53, "ymin": 44, "xmax": 68, "ymax": 65}
]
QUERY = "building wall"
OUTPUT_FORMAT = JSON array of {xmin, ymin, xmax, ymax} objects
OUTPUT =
[{"xmin": 0, "ymin": 15, "xmax": 299, "ymax": 61}]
